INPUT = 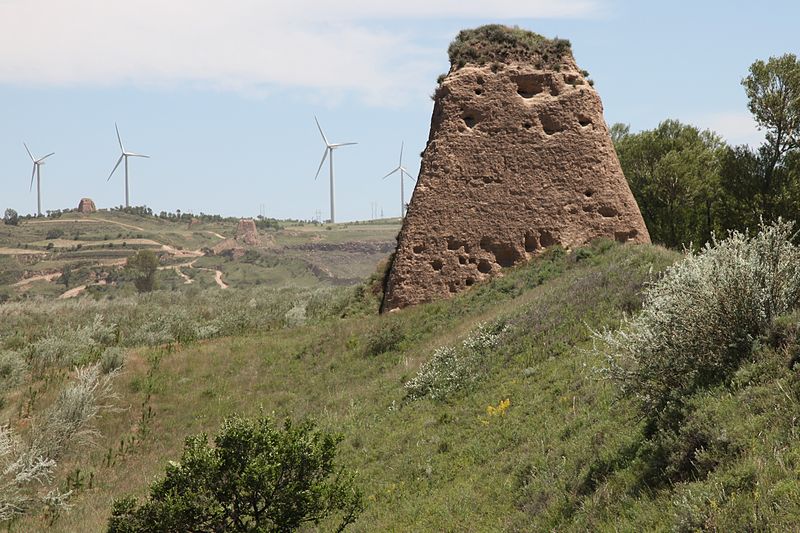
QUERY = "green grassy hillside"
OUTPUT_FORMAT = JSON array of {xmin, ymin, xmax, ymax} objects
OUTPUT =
[{"xmin": 7, "ymin": 238, "xmax": 800, "ymax": 531}]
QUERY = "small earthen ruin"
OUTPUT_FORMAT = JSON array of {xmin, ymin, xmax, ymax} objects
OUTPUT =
[
  {"xmin": 77, "ymin": 198, "xmax": 96, "ymax": 213},
  {"xmin": 382, "ymin": 26, "xmax": 650, "ymax": 312},
  {"xmin": 235, "ymin": 219, "xmax": 259, "ymax": 245}
]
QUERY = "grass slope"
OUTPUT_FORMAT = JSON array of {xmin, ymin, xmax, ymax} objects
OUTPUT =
[{"xmin": 11, "ymin": 240, "xmax": 800, "ymax": 531}]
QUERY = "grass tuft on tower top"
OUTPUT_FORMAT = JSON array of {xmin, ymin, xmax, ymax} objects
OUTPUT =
[{"xmin": 447, "ymin": 24, "xmax": 572, "ymax": 71}]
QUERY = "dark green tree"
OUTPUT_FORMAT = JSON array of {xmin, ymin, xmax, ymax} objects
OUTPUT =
[
  {"xmin": 60, "ymin": 265, "xmax": 72, "ymax": 289},
  {"xmin": 3, "ymin": 209, "xmax": 18, "ymax": 226},
  {"xmin": 107, "ymin": 416, "xmax": 363, "ymax": 533},
  {"xmin": 125, "ymin": 250, "xmax": 159, "ymax": 293},
  {"xmin": 613, "ymin": 120, "xmax": 725, "ymax": 248},
  {"xmin": 741, "ymin": 53, "xmax": 800, "ymax": 220}
]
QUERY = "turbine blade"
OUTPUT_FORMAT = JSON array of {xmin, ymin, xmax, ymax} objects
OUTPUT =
[
  {"xmin": 30, "ymin": 164, "xmax": 36, "ymax": 191},
  {"xmin": 331, "ymin": 142, "xmax": 357, "ymax": 148},
  {"xmin": 314, "ymin": 148, "xmax": 329, "ymax": 180},
  {"xmin": 314, "ymin": 116, "xmax": 329, "ymax": 146},
  {"xmin": 115, "ymin": 123, "xmax": 125, "ymax": 153},
  {"xmin": 127, "ymin": 152, "xmax": 150, "ymax": 158},
  {"xmin": 108, "ymin": 154, "xmax": 124, "ymax": 181},
  {"xmin": 38, "ymin": 152, "xmax": 55, "ymax": 162},
  {"xmin": 399, "ymin": 141, "xmax": 404, "ymax": 166},
  {"xmin": 382, "ymin": 167, "xmax": 400, "ymax": 180},
  {"xmin": 23, "ymin": 143, "xmax": 34, "ymax": 162},
  {"xmin": 403, "ymin": 168, "xmax": 416, "ymax": 181}
]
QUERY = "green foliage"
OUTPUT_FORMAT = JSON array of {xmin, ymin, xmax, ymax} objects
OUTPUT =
[
  {"xmin": 363, "ymin": 320, "xmax": 404, "ymax": 356},
  {"xmin": 107, "ymin": 415, "xmax": 363, "ymax": 532},
  {"xmin": 125, "ymin": 250, "xmax": 159, "ymax": 293},
  {"xmin": 405, "ymin": 322, "xmax": 509, "ymax": 401},
  {"xmin": 45, "ymin": 229, "xmax": 64, "ymax": 240},
  {"xmin": 3, "ymin": 209, "xmax": 18, "ymax": 226},
  {"xmin": 597, "ymin": 220, "xmax": 800, "ymax": 417},
  {"xmin": 447, "ymin": 25, "xmax": 571, "ymax": 70},
  {"xmin": 614, "ymin": 119, "xmax": 726, "ymax": 248}
]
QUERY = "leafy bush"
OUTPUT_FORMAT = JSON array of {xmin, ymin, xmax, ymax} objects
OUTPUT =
[
  {"xmin": 45, "ymin": 229, "xmax": 64, "ymax": 240},
  {"xmin": 405, "ymin": 322, "xmax": 508, "ymax": 401},
  {"xmin": 597, "ymin": 220, "xmax": 800, "ymax": 416},
  {"xmin": 363, "ymin": 321, "xmax": 404, "ymax": 356},
  {"xmin": 126, "ymin": 250, "xmax": 159, "ymax": 293},
  {"xmin": 2, "ymin": 209, "xmax": 18, "ymax": 226},
  {"xmin": 100, "ymin": 347, "xmax": 125, "ymax": 374},
  {"xmin": 108, "ymin": 415, "xmax": 363, "ymax": 532}
]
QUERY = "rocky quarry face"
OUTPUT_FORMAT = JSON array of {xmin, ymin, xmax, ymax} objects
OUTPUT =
[
  {"xmin": 77, "ymin": 198, "xmax": 96, "ymax": 213},
  {"xmin": 382, "ymin": 26, "xmax": 650, "ymax": 312}
]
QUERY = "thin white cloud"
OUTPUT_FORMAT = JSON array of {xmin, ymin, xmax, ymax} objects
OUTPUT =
[
  {"xmin": 691, "ymin": 111, "xmax": 765, "ymax": 148},
  {"xmin": 0, "ymin": 0, "xmax": 600, "ymax": 104}
]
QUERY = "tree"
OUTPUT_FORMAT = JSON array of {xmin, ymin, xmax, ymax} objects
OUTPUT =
[
  {"xmin": 125, "ymin": 250, "xmax": 159, "ymax": 293},
  {"xmin": 2, "ymin": 209, "xmax": 18, "ymax": 226},
  {"xmin": 613, "ymin": 120, "xmax": 725, "ymax": 248},
  {"xmin": 107, "ymin": 416, "xmax": 363, "ymax": 533},
  {"xmin": 60, "ymin": 265, "xmax": 72, "ymax": 289},
  {"xmin": 742, "ymin": 53, "xmax": 800, "ymax": 220}
]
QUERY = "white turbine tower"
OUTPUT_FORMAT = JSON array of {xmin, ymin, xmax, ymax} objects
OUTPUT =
[
  {"xmin": 381, "ymin": 142, "xmax": 415, "ymax": 218},
  {"xmin": 108, "ymin": 123, "xmax": 149, "ymax": 208},
  {"xmin": 314, "ymin": 116, "xmax": 356, "ymax": 224},
  {"xmin": 24, "ymin": 143, "xmax": 54, "ymax": 217}
]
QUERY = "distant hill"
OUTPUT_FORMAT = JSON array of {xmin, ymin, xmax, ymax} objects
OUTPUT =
[{"xmin": 0, "ymin": 209, "xmax": 401, "ymax": 301}]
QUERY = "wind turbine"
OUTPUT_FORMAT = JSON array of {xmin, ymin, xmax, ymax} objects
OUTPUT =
[
  {"xmin": 381, "ymin": 142, "xmax": 415, "ymax": 218},
  {"xmin": 108, "ymin": 123, "xmax": 149, "ymax": 208},
  {"xmin": 24, "ymin": 143, "xmax": 54, "ymax": 217},
  {"xmin": 314, "ymin": 116, "xmax": 356, "ymax": 224}
]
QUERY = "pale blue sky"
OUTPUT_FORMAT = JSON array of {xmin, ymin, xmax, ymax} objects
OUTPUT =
[{"xmin": 0, "ymin": 0, "xmax": 797, "ymax": 220}]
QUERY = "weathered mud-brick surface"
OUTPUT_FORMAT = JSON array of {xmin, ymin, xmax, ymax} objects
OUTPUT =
[
  {"xmin": 382, "ymin": 26, "xmax": 649, "ymax": 312},
  {"xmin": 235, "ymin": 219, "xmax": 259, "ymax": 245},
  {"xmin": 77, "ymin": 198, "xmax": 96, "ymax": 213}
]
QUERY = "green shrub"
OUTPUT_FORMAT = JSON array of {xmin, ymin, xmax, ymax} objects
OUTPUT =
[
  {"xmin": 363, "ymin": 321, "xmax": 404, "ymax": 356},
  {"xmin": 100, "ymin": 347, "xmax": 125, "ymax": 374},
  {"xmin": 108, "ymin": 415, "xmax": 363, "ymax": 532},
  {"xmin": 405, "ymin": 322, "xmax": 509, "ymax": 401},
  {"xmin": 597, "ymin": 220, "xmax": 800, "ymax": 416},
  {"xmin": 447, "ymin": 25, "xmax": 571, "ymax": 70}
]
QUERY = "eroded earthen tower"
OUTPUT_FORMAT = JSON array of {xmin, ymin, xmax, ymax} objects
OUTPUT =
[{"xmin": 382, "ymin": 25, "xmax": 649, "ymax": 311}]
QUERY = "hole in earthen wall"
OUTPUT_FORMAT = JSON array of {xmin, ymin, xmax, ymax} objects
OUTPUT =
[
  {"xmin": 513, "ymin": 73, "xmax": 548, "ymax": 99},
  {"xmin": 578, "ymin": 117, "xmax": 593, "ymax": 127},
  {"xmin": 524, "ymin": 233, "xmax": 539, "ymax": 253},
  {"xmin": 539, "ymin": 231, "xmax": 558, "ymax": 247},
  {"xmin": 540, "ymin": 114, "xmax": 565, "ymax": 136},
  {"xmin": 431, "ymin": 259, "xmax": 444, "ymax": 271},
  {"xmin": 447, "ymin": 237, "xmax": 467, "ymax": 251},
  {"xmin": 465, "ymin": 278, "xmax": 475, "ymax": 286},
  {"xmin": 523, "ymin": 122, "xmax": 533, "ymax": 130},
  {"xmin": 463, "ymin": 116, "xmax": 477, "ymax": 128},
  {"xmin": 615, "ymin": 229, "xmax": 638, "ymax": 242},
  {"xmin": 413, "ymin": 244, "xmax": 425, "ymax": 253},
  {"xmin": 479, "ymin": 237, "xmax": 523, "ymax": 268},
  {"xmin": 477, "ymin": 259, "xmax": 492, "ymax": 274},
  {"xmin": 458, "ymin": 256, "xmax": 467, "ymax": 265},
  {"xmin": 584, "ymin": 189, "xmax": 594, "ymax": 198},
  {"xmin": 598, "ymin": 206, "xmax": 618, "ymax": 218},
  {"xmin": 475, "ymin": 88, "xmax": 483, "ymax": 95}
]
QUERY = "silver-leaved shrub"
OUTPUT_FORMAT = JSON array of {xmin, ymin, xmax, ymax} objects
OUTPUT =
[
  {"xmin": 405, "ymin": 322, "xmax": 508, "ymax": 401},
  {"xmin": 596, "ymin": 220, "xmax": 800, "ymax": 413}
]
